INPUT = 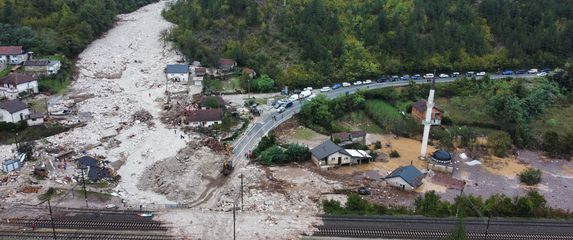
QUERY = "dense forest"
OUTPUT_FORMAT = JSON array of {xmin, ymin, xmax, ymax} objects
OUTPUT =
[
  {"xmin": 163, "ymin": 0, "xmax": 573, "ymax": 87},
  {"xmin": 0, "ymin": 0, "xmax": 158, "ymax": 57}
]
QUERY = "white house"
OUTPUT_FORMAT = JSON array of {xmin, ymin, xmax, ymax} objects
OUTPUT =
[
  {"xmin": 23, "ymin": 60, "xmax": 61, "ymax": 75},
  {"xmin": 310, "ymin": 140, "xmax": 372, "ymax": 168},
  {"xmin": 166, "ymin": 64, "xmax": 189, "ymax": 82},
  {"xmin": 0, "ymin": 73, "xmax": 39, "ymax": 99},
  {"xmin": 183, "ymin": 108, "xmax": 223, "ymax": 128},
  {"xmin": 26, "ymin": 112, "xmax": 44, "ymax": 126},
  {"xmin": 0, "ymin": 46, "xmax": 28, "ymax": 65},
  {"xmin": 384, "ymin": 165, "xmax": 425, "ymax": 191},
  {"xmin": 0, "ymin": 99, "xmax": 30, "ymax": 123}
]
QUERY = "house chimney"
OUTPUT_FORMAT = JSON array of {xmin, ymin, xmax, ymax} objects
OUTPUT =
[{"xmin": 27, "ymin": 52, "xmax": 34, "ymax": 61}]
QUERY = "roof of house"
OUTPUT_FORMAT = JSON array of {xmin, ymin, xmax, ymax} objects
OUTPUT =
[
  {"xmin": 342, "ymin": 149, "xmax": 371, "ymax": 158},
  {"xmin": 219, "ymin": 58, "xmax": 236, "ymax": 66},
  {"xmin": 166, "ymin": 64, "xmax": 189, "ymax": 74},
  {"xmin": 412, "ymin": 100, "xmax": 442, "ymax": 113},
  {"xmin": 385, "ymin": 165, "xmax": 424, "ymax": 188},
  {"xmin": 23, "ymin": 60, "xmax": 50, "ymax": 67},
  {"xmin": 200, "ymin": 95, "xmax": 226, "ymax": 108},
  {"xmin": 48, "ymin": 60, "xmax": 60, "ymax": 66},
  {"xmin": 185, "ymin": 109, "xmax": 224, "ymax": 122},
  {"xmin": 77, "ymin": 156, "xmax": 98, "ymax": 168},
  {"xmin": 29, "ymin": 112, "xmax": 44, "ymax": 119},
  {"xmin": 331, "ymin": 131, "xmax": 367, "ymax": 141},
  {"xmin": 87, "ymin": 166, "xmax": 112, "ymax": 180},
  {"xmin": 243, "ymin": 68, "xmax": 255, "ymax": 74},
  {"xmin": 0, "ymin": 73, "xmax": 38, "ymax": 86},
  {"xmin": 311, "ymin": 140, "xmax": 343, "ymax": 160},
  {"xmin": 0, "ymin": 46, "xmax": 24, "ymax": 55},
  {"xmin": 0, "ymin": 99, "xmax": 28, "ymax": 113},
  {"xmin": 195, "ymin": 67, "xmax": 206, "ymax": 74}
]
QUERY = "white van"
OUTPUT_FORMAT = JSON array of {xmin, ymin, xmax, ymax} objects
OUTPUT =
[{"xmin": 299, "ymin": 90, "xmax": 312, "ymax": 98}]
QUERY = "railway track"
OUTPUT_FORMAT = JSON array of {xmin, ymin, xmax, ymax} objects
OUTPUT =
[
  {"xmin": 0, "ymin": 231, "xmax": 174, "ymax": 240},
  {"xmin": 314, "ymin": 216, "xmax": 573, "ymax": 239},
  {"xmin": 4, "ymin": 218, "xmax": 167, "ymax": 231}
]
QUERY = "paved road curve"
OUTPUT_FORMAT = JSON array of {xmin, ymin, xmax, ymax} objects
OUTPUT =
[{"xmin": 230, "ymin": 74, "xmax": 536, "ymax": 167}]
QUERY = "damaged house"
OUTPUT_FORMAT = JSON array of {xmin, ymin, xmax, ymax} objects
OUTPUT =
[{"xmin": 310, "ymin": 140, "xmax": 372, "ymax": 169}]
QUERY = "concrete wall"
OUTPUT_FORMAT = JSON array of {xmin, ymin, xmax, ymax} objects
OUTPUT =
[
  {"xmin": 27, "ymin": 117, "xmax": 44, "ymax": 126},
  {"xmin": 385, "ymin": 177, "xmax": 415, "ymax": 191}
]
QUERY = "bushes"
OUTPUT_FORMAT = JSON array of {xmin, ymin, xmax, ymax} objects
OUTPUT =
[
  {"xmin": 322, "ymin": 193, "xmax": 391, "ymax": 216},
  {"xmin": 389, "ymin": 150, "xmax": 400, "ymax": 158},
  {"xmin": 519, "ymin": 168, "xmax": 542, "ymax": 185},
  {"xmin": 252, "ymin": 133, "xmax": 310, "ymax": 165},
  {"xmin": 374, "ymin": 141, "xmax": 382, "ymax": 149},
  {"xmin": 0, "ymin": 121, "xmax": 27, "ymax": 132},
  {"xmin": 487, "ymin": 131, "xmax": 512, "ymax": 157}
]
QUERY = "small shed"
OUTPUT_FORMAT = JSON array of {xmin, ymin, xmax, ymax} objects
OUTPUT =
[{"xmin": 2, "ymin": 159, "xmax": 22, "ymax": 172}]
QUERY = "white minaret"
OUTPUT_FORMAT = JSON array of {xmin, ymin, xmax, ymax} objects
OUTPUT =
[{"xmin": 420, "ymin": 78, "xmax": 436, "ymax": 160}]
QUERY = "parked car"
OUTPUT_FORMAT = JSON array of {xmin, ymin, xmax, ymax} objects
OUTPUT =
[
  {"xmin": 401, "ymin": 75, "xmax": 410, "ymax": 81},
  {"xmin": 292, "ymin": 89, "xmax": 302, "ymax": 94},
  {"xmin": 342, "ymin": 82, "xmax": 351, "ymax": 87},
  {"xmin": 502, "ymin": 70, "xmax": 514, "ymax": 75},
  {"xmin": 412, "ymin": 74, "xmax": 421, "ymax": 80},
  {"xmin": 452, "ymin": 72, "xmax": 460, "ymax": 77},
  {"xmin": 377, "ymin": 75, "xmax": 390, "ymax": 82},
  {"xmin": 465, "ymin": 71, "xmax": 475, "ymax": 77},
  {"xmin": 391, "ymin": 75, "xmax": 400, "ymax": 81},
  {"xmin": 423, "ymin": 73, "xmax": 434, "ymax": 79},
  {"xmin": 288, "ymin": 94, "xmax": 299, "ymax": 102},
  {"xmin": 476, "ymin": 71, "xmax": 486, "ymax": 76},
  {"xmin": 353, "ymin": 81, "xmax": 363, "ymax": 85},
  {"xmin": 541, "ymin": 68, "xmax": 551, "ymax": 73},
  {"xmin": 277, "ymin": 106, "xmax": 286, "ymax": 113},
  {"xmin": 516, "ymin": 69, "xmax": 526, "ymax": 74},
  {"xmin": 332, "ymin": 83, "xmax": 342, "ymax": 90},
  {"xmin": 303, "ymin": 87, "xmax": 313, "ymax": 91},
  {"xmin": 528, "ymin": 68, "xmax": 539, "ymax": 74},
  {"xmin": 320, "ymin": 86, "xmax": 331, "ymax": 92},
  {"xmin": 537, "ymin": 72, "xmax": 548, "ymax": 77},
  {"xmin": 284, "ymin": 101, "xmax": 293, "ymax": 108},
  {"xmin": 364, "ymin": 79, "xmax": 372, "ymax": 84},
  {"xmin": 299, "ymin": 90, "xmax": 312, "ymax": 98},
  {"xmin": 357, "ymin": 187, "xmax": 371, "ymax": 195},
  {"xmin": 439, "ymin": 73, "xmax": 449, "ymax": 78}
]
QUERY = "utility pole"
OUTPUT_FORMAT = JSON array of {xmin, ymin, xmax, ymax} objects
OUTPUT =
[
  {"xmin": 80, "ymin": 167, "xmax": 88, "ymax": 208},
  {"xmin": 233, "ymin": 201, "xmax": 236, "ymax": 240},
  {"xmin": 484, "ymin": 215, "xmax": 491, "ymax": 240},
  {"xmin": 240, "ymin": 173, "xmax": 244, "ymax": 211},
  {"xmin": 48, "ymin": 199, "xmax": 57, "ymax": 240}
]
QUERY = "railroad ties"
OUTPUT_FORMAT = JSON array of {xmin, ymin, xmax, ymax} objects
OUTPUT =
[{"xmin": 313, "ymin": 216, "xmax": 573, "ymax": 240}]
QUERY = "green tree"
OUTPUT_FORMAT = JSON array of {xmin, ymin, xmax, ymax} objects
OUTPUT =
[
  {"xmin": 519, "ymin": 168, "xmax": 542, "ymax": 186},
  {"xmin": 258, "ymin": 145, "xmax": 287, "ymax": 165},
  {"xmin": 252, "ymin": 74, "xmax": 275, "ymax": 92}
]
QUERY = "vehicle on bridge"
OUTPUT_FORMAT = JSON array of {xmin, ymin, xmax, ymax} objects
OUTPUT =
[
  {"xmin": 502, "ymin": 70, "xmax": 514, "ymax": 75},
  {"xmin": 320, "ymin": 87, "xmax": 331, "ymax": 92},
  {"xmin": 439, "ymin": 73, "xmax": 449, "ymax": 78},
  {"xmin": 363, "ymin": 79, "xmax": 372, "ymax": 84},
  {"xmin": 452, "ymin": 72, "xmax": 460, "ymax": 77},
  {"xmin": 528, "ymin": 68, "xmax": 539, "ymax": 74},
  {"xmin": 516, "ymin": 69, "xmax": 527, "ymax": 74},
  {"xmin": 353, "ymin": 81, "xmax": 363, "ymax": 85},
  {"xmin": 465, "ymin": 71, "xmax": 475, "ymax": 77},
  {"xmin": 423, "ymin": 73, "xmax": 434, "ymax": 79},
  {"xmin": 342, "ymin": 82, "xmax": 351, "ymax": 87},
  {"xmin": 332, "ymin": 83, "xmax": 342, "ymax": 90},
  {"xmin": 476, "ymin": 71, "xmax": 486, "ymax": 76}
]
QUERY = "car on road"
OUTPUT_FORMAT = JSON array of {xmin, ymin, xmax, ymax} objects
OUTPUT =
[
  {"xmin": 357, "ymin": 187, "xmax": 371, "ymax": 195},
  {"xmin": 412, "ymin": 74, "xmax": 421, "ymax": 80},
  {"xmin": 516, "ymin": 69, "xmax": 526, "ymax": 74},
  {"xmin": 299, "ymin": 90, "xmax": 312, "ymax": 98},
  {"xmin": 303, "ymin": 87, "xmax": 313, "ymax": 91},
  {"xmin": 439, "ymin": 73, "xmax": 449, "ymax": 78},
  {"xmin": 401, "ymin": 75, "xmax": 410, "ymax": 81},
  {"xmin": 320, "ymin": 86, "xmax": 331, "ymax": 92},
  {"xmin": 377, "ymin": 75, "xmax": 390, "ymax": 82},
  {"xmin": 277, "ymin": 106, "xmax": 286, "ymax": 113},
  {"xmin": 332, "ymin": 83, "xmax": 342, "ymax": 90},
  {"xmin": 288, "ymin": 94, "xmax": 300, "ymax": 102},
  {"xmin": 528, "ymin": 68, "xmax": 538, "ymax": 74},
  {"xmin": 292, "ymin": 89, "xmax": 302, "ymax": 94},
  {"xmin": 542, "ymin": 68, "xmax": 551, "ymax": 73},
  {"xmin": 476, "ymin": 71, "xmax": 486, "ymax": 76},
  {"xmin": 465, "ymin": 71, "xmax": 475, "ymax": 77},
  {"xmin": 502, "ymin": 70, "xmax": 514, "ymax": 75},
  {"xmin": 391, "ymin": 75, "xmax": 399, "ymax": 81},
  {"xmin": 342, "ymin": 82, "xmax": 351, "ymax": 87},
  {"xmin": 364, "ymin": 79, "xmax": 372, "ymax": 84},
  {"xmin": 537, "ymin": 72, "xmax": 548, "ymax": 77},
  {"xmin": 452, "ymin": 72, "xmax": 460, "ymax": 77},
  {"xmin": 353, "ymin": 81, "xmax": 363, "ymax": 85},
  {"xmin": 284, "ymin": 101, "xmax": 293, "ymax": 108},
  {"xmin": 423, "ymin": 73, "xmax": 434, "ymax": 79}
]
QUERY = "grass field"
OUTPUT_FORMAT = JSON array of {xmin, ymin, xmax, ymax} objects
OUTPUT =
[
  {"xmin": 336, "ymin": 111, "xmax": 384, "ymax": 134},
  {"xmin": 292, "ymin": 127, "xmax": 318, "ymax": 140},
  {"xmin": 436, "ymin": 96, "xmax": 495, "ymax": 126},
  {"xmin": 364, "ymin": 100, "xmax": 402, "ymax": 122},
  {"xmin": 205, "ymin": 77, "xmax": 243, "ymax": 93},
  {"xmin": 531, "ymin": 104, "xmax": 573, "ymax": 136}
]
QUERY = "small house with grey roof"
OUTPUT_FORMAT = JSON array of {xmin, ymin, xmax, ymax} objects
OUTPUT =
[
  {"xmin": 166, "ymin": 64, "xmax": 189, "ymax": 82},
  {"xmin": 310, "ymin": 140, "xmax": 372, "ymax": 168},
  {"xmin": 384, "ymin": 165, "xmax": 425, "ymax": 191},
  {"xmin": 0, "ymin": 73, "xmax": 38, "ymax": 99},
  {"xmin": 0, "ymin": 99, "xmax": 30, "ymax": 123}
]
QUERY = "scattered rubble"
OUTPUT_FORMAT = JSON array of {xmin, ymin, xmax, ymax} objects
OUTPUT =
[{"xmin": 132, "ymin": 110, "xmax": 153, "ymax": 123}]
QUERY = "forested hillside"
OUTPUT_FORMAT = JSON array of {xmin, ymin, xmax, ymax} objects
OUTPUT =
[
  {"xmin": 163, "ymin": 0, "xmax": 573, "ymax": 87},
  {"xmin": 0, "ymin": 0, "xmax": 158, "ymax": 57}
]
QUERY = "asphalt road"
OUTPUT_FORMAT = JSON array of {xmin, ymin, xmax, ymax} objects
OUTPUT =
[{"xmin": 230, "ymin": 73, "xmax": 536, "ymax": 168}]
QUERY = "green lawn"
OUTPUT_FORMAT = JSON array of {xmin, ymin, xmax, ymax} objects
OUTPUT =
[
  {"xmin": 205, "ymin": 77, "xmax": 243, "ymax": 93},
  {"xmin": 531, "ymin": 104, "xmax": 573, "ymax": 136},
  {"xmin": 436, "ymin": 96, "xmax": 495, "ymax": 126},
  {"xmin": 364, "ymin": 100, "xmax": 402, "ymax": 121},
  {"xmin": 336, "ymin": 111, "xmax": 384, "ymax": 134},
  {"xmin": 292, "ymin": 127, "xmax": 318, "ymax": 140}
]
